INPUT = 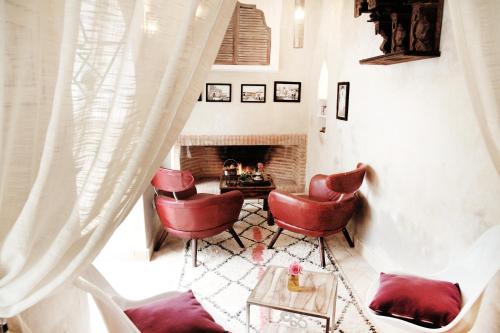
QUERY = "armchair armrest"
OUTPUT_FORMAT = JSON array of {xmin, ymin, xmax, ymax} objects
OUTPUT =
[{"xmin": 269, "ymin": 190, "xmax": 357, "ymax": 233}]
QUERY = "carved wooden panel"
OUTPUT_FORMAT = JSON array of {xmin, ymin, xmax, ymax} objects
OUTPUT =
[
  {"xmin": 391, "ymin": 12, "xmax": 411, "ymax": 53},
  {"xmin": 409, "ymin": 2, "xmax": 442, "ymax": 53},
  {"xmin": 354, "ymin": 0, "xmax": 444, "ymax": 65},
  {"xmin": 215, "ymin": 2, "xmax": 271, "ymax": 65}
]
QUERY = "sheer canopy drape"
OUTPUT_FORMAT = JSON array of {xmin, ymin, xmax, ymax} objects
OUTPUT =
[
  {"xmin": 0, "ymin": 0, "xmax": 236, "ymax": 317},
  {"xmin": 447, "ymin": 0, "xmax": 500, "ymax": 174}
]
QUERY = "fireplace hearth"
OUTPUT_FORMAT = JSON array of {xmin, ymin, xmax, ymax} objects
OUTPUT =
[{"xmin": 171, "ymin": 135, "xmax": 307, "ymax": 193}]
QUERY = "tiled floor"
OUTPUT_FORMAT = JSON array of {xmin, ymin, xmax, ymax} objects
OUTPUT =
[
  {"xmin": 91, "ymin": 197, "xmax": 393, "ymax": 332},
  {"xmin": 324, "ymin": 233, "xmax": 376, "ymax": 305}
]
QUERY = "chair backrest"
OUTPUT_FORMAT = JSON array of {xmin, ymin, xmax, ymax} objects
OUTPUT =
[
  {"xmin": 154, "ymin": 190, "xmax": 244, "ymax": 236},
  {"xmin": 151, "ymin": 168, "xmax": 196, "ymax": 199},
  {"xmin": 326, "ymin": 163, "xmax": 366, "ymax": 194},
  {"xmin": 309, "ymin": 163, "xmax": 367, "ymax": 201}
]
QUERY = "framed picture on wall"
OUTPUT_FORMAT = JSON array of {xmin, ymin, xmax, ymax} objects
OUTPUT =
[
  {"xmin": 241, "ymin": 84, "xmax": 266, "ymax": 103},
  {"xmin": 336, "ymin": 82, "xmax": 350, "ymax": 121},
  {"xmin": 273, "ymin": 81, "xmax": 301, "ymax": 102},
  {"xmin": 206, "ymin": 83, "xmax": 231, "ymax": 102}
]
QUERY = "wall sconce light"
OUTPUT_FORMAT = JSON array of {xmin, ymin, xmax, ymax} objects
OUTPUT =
[
  {"xmin": 319, "ymin": 99, "xmax": 327, "ymax": 133},
  {"xmin": 317, "ymin": 62, "xmax": 328, "ymax": 133},
  {"xmin": 294, "ymin": 0, "xmax": 305, "ymax": 48},
  {"xmin": 195, "ymin": 3, "xmax": 204, "ymax": 18}
]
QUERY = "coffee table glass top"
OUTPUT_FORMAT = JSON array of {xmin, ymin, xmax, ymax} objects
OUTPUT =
[{"xmin": 247, "ymin": 265, "xmax": 338, "ymax": 318}]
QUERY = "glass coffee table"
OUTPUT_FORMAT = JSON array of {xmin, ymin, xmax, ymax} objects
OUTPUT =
[
  {"xmin": 219, "ymin": 173, "xmax": 276, "ymax": 225},
  {"xmin": 246, "ymin": 265, "xmax": 339, "ymax": 333}
]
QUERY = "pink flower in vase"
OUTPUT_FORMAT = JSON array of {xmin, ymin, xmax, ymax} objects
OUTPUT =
[{"xmin": 288, "ymin": 262, "xmax": 303, "ymax": 276}]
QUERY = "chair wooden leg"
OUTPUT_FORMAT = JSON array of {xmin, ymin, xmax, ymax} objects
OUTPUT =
[
  {"xmin": 342, "ymin": 228, "xmax": 355, "ymax": 248},
  {"xmin": 191, "ymin": 239, "xmax": 198, "ymax": 267},
  {"xmin": 268, "ymin": 227, "xmax": 283, "ymax": 249},
  {"xmin": 228, "ymin": 227, "xmax": 245, "ymax": 248},
  {"xmin": 318, "ymin": 237, "xmax": 326, "ymax": 268},
  {"xmin": 1, "ymin": 319, "xmax": 8, "ymax": 333},
  {"xmin": 153, "ymin": 229, "xmax": 168, "ymax": 252},
  {"xmin": 264, "ymin": 198, "xmax": 275, "ymax": 226}
]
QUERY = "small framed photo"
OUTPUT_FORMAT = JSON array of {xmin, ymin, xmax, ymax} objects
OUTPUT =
[
  {"xmin": 274, "ymin": 81, "xmax": 301, "ymax": 102},
  {"xmin": 336, "ymin": 82, "xmax": 350, "ymax": 121},
  {"xmin": 206, "ymin": 83, "xmax": 231, "ymax": 102},
  {"xmin": 241, "ymin": 84, "xmax": 266, "ymax": 103},
  {"xmin": 198, "ymin": 93, "xmax": 202, "ymax": 101}
]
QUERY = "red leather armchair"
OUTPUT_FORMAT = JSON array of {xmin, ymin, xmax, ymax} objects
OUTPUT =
[
  {"xmin": 268, "ymin": 163, "xmax": 367, "ymax": 267},
  {"xmin": 152, "ymin": 168, "xmax": 244, "ymax": 267}
]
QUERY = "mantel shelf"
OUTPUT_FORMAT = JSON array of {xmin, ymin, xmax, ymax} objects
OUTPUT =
[{"xmin": 359, "ymin": 51, "xmax": 441, "ymax": 65}]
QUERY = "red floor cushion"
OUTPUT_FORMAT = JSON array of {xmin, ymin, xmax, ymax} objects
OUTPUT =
[
  {"xmin": 125, "ymin": 290, "xmax": 227, "ymax": 333},
  {"xmin": 369, "ymin": 273, "xmax": 462, "ymax": 328}
]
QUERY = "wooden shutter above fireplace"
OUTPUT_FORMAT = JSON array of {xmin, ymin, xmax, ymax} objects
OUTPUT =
[{"xmin": 215, "ymin": 2, "xmax": 271, "ymax": 65}]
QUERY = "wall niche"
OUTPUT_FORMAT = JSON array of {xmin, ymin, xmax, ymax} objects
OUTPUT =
[{"xmin": 354, "ymin": 0, "xmax": 444, "ymax": 65}]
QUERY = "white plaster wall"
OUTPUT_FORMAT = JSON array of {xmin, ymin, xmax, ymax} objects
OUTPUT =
[
  {"xmin": 304, "ymin": 1, "xmax": 499, "ymax": 331},
  {"xmin": 306, "ymin": 0, "xmax": 500, "ymax": 274},
  {"xmin": 181, "ymin": 0, "xmax": 324, "ymax": 136}
]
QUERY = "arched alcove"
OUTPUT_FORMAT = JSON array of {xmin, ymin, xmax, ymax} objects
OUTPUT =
[{"xmin": 318, "ymin": 61, "xmax": 329, "ymax": 100}]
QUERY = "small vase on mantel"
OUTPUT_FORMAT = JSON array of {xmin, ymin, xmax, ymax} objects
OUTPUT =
[{"xmin": 287, "ymin": 262, "xmax": 303, "ymax": 292}]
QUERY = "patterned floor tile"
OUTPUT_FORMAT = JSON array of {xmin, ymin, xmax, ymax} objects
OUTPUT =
[
  {"xmin": 189, "ymin": 270, "xmax": 229, "ymax": 299},
  {"xmin": 211, "ymin": 282, "xmax": 252, "ymax": 317},
  {"xmin": 243, "ymin": 204, "xmax": 261, "ymax": 213},
  {"xmin": 244, "ymin": 212, "xmax": 266, "ymax": 225},
  {"xmin": 240, "ymin": 224, "xmax": 273, "ymax": 242},
  {"xmin": 239, "ymin": 210, "xmax": 252, "ymax": 220}
]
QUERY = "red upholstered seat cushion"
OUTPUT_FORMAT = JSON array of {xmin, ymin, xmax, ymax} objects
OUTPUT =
[
  {"xmin": 369, "ymin": 273, "xmax": 462, "ymax": 328},
  {"xmin": 124, "ymin": 290, "xmax": 226, "ymax": 333}
]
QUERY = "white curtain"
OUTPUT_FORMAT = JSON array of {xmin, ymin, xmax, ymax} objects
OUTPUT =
[
  {"xmin": 447, "ymin": 0, "xmax": 500, "ymax": 174},
  {"xmin": 0, "ymin": 0, "xmax": 236, "ymax": 318}
]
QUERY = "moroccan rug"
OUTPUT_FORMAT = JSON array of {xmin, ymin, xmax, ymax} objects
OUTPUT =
[{"xmin": 177, "ymin": 202, "xmax": 377, "ymax": 333}]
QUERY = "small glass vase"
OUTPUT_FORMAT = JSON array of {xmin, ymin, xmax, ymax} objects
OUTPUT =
[{"xmin": 287, "ymin": 274, "xmax": 300, "ymax": 292}]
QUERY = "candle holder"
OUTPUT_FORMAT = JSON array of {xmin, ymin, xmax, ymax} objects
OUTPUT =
[{"xmin": 223, "ymin": 159, "xmax": 238, "ymax": 186}]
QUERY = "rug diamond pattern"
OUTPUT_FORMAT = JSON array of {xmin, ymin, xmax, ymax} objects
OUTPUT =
[{"xmin": 178, "ymin": 203, "xmax": 377, "ymax": 333}]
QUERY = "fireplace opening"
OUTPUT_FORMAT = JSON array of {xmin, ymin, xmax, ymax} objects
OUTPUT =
[
  {"xmin": 174, "ymin": 135, "xmax": 307, "ymax": 193},
  {"xmin": 218, "ymin": 145, "xmax": 271, "ymax": 171}
]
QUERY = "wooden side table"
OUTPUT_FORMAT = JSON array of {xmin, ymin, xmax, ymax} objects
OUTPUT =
[
  {"xmin": 246, "ymin": 266, "xmax": 339, "ymax": 333},
  {"xmin": 219, "ymin": 173, "xmax": 276, "ymax": 225}
]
